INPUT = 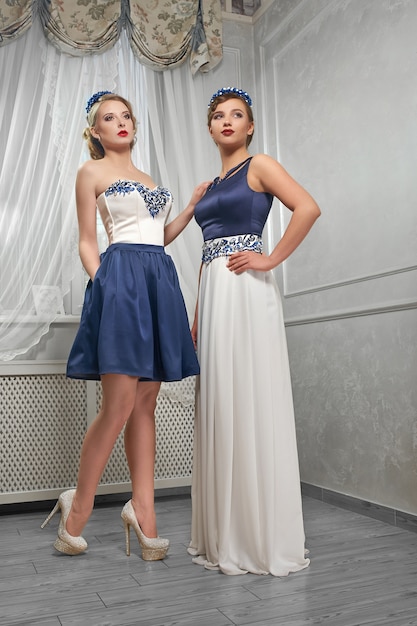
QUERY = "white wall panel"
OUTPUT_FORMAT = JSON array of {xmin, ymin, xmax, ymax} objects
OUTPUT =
[{"xmin": 254, "ymin": 0, "xmax": 417, "ymax": 514}]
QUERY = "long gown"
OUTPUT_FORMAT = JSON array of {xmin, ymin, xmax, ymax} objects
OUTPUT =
[
  {"xmin": 66, "ymin": 179, "xmax": 199, "ymax": 382},
  {"xmin": 188, "ymin": 158, "xmax": 310, "ymax": 576}
]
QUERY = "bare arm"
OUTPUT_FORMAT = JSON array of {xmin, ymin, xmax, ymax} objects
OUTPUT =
[
  {"xmin": 164, "ymin": 182, "xmax": 210, "ymax": 246},
  {"xmin": 228, "ymin": 154, "xmax": 321, "ymax": 274},
  {"xmin": 75, "ymin": 164, "xmax": 100, "ymax": 280}
]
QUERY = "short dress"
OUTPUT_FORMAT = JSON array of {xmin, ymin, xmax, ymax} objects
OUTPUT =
[
  {"xmin": 66, "ymin": 179, "xmax": 199, "ymax": 382},
  {"xmin": 188, "ymin": 158, "xmax": 309, "ymax": 576}
]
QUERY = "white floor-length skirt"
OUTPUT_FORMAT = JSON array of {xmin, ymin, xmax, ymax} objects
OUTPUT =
[{"xmin": 188, "ymin": 254, "xmax": 310, "ymax": 576}]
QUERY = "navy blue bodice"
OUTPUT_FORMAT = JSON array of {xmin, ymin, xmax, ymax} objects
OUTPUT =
[{"xmin": 194, "ymin": 158, "xmax": 273, "ymax": 241}]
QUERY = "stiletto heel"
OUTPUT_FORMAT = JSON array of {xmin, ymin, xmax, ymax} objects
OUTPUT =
[
  {"xmin": 121, "ymin": 500, "xmax": 169, "ymax": 561},
  {"xmin": 40, "ymin": 501, "xmax": 60, "ymax": 528},
  {"xmin": 41, "ymin": 489, "xmax": 88, "ymax": 555}
]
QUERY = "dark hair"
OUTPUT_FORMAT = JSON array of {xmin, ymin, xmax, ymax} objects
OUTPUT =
[
  {"xmin": 83, "ymin": 94, "xmax": 137, "ymax": 160},
  {"xmin": 207, "ymin": 94, "xmax": 254, "ymax": 147}
]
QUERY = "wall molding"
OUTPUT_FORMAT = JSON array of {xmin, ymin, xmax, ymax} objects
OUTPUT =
[
  {"xmin": 284, "ymin": 263, "xmax": 417, "ymax": 298},
  {"xmin": 259, "ymin": 0, "xmax": 343, "ymax": 59},
  {"xmin": 256, "ymin": 0, "xmax": 310, "ymax": 47},
  {"xmin": 222, "ymin": 46, "xmax": 241, "ymax": 63},
  {"xmin": 285, "ymin": 297, "xmax": 417, "ymax": 326},
  {"xmin": 221, "ymin": 0, "xmax": 274, "ymax": 24}
]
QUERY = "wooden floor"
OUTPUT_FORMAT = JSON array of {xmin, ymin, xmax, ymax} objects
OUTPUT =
[{"xmin": 1, "ymin": 494, "xmax": 417, "ymax": 625}]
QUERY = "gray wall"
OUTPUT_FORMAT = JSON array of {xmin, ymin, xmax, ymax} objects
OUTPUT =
[{"xmin": 253, "ymin": 0, "xmax": 417, "ymax": 514}]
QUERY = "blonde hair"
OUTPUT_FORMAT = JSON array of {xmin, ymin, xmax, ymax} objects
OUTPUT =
[
  {"xmin": 207, "ymin": 94, "xmax": 254, "ymax": 147},
  {"xmin": 83, "ymin": 94, "xmax": 137, "ymax": 160}
]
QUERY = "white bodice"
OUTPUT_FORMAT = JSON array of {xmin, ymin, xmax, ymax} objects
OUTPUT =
[{"xmin": 97, "ymin": 180, "xmax": 172, "ymax": 246}]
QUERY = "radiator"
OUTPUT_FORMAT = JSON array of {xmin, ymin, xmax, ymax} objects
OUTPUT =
[{"xmin": 0, "ymin": 361, "xmax": 195, "ymax": 504}]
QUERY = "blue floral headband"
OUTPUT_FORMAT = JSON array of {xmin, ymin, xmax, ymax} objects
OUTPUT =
[
  {"xmin": 208, "ymin": 87, "xmax": 252, "ymax": 108},
  {"xmin": 86, "ymin": 91, "xmax": 113, "ymax": 114}
]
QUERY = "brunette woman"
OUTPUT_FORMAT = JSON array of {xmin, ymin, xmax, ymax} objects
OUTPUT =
[{"xmin": 188, "ymin": 87, "xmax": 321, "ymax": 576}]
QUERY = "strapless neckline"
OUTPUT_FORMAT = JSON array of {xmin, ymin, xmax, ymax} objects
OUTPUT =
[{"xmin": 97, "ymin": 179, "xmax": 159, "ymax": 200}]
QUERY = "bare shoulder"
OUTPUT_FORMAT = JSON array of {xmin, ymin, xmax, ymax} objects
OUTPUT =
[
  {"xmin": 76, "ymin": 160, "xmax": 104, "ymax": 195},
  {"xmin": 250, "ymin": 153, "xmax": 276, "ymax": 165},
  {"xmin": 250, "ymin": 153, "xmax": 282, "ymax": 174},
  {"xmin": 79, "ymin": 159, "xmax": 100, "ymax": 174},
  {"xmin": 248, "ymin": 153, "xmax": 286, "ymax": 192},
  {"xmin": 250, "ymin": 153, "xmax": 319, "ymax": 213},
  {"xmin": 77, "ymin": 159, "xmax": 100, "ymax": 183}
]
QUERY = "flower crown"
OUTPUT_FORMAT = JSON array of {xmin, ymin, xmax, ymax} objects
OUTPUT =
[
  {"xmin": 86, "ymin": 90, "xmax": 113, "ymax": 114},
  {"xmin": 208, "ymin": 87, "xmax": 252, "ymax": 108}
]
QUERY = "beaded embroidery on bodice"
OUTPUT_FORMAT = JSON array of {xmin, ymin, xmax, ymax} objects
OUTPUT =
[{"xmin": 97, "ymin": 179, "xmax": 172, "ymax": 246}]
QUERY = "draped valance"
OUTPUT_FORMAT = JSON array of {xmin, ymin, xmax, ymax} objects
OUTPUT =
[{"xmin": 0, "ymin": 0, "xmax": 222, "ymax": 74}]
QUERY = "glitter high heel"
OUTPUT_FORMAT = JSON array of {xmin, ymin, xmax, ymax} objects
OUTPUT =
[
  {"xmin": 41, "ymin": 489, "xmax": 88, "ymax": 555},
  {"xmin": 121, "ymin": 500, "xmax": 169, "ymax": 561}
]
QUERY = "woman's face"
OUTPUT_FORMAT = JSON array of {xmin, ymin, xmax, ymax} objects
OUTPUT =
[
  {"xmin": 91, "ymin": 99, "xmax": 135, "ymax": 149},
  {"xmin": 209, "ymin": 97, "xmax": 254, "ymax": 147}
]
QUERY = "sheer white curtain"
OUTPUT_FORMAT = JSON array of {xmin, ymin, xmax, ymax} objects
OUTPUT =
[
  {"xmin": 144, "ymin": 66, "xmax": 220, "ymax": 317},
  {"xmin": 0, "ymin": 20, "xmax": 82, "ymax": 360},
  {"xmin": 0, "ymin": 21, "xmax": 215, "ymax": 360}
]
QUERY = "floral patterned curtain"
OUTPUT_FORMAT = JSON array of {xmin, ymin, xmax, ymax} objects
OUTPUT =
[
  {"xmin": 0, "ymin": 0, "xmax": 33, "ymax": 44},
  {"xmin": 39, "ymin": 0, "xmax": 123, "ymax": 55},
  {"xmin": 0, "ymin": 0, "xmax": 222, "ymax": 73},
  {"xmin": 129, "ymin": 0, "xmax": 221, "ymax": 73}
]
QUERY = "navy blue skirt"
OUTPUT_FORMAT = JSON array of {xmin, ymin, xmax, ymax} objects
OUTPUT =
[{"xmin": 67, "ymin": 243, "xmax": 199, "ymax": 382}]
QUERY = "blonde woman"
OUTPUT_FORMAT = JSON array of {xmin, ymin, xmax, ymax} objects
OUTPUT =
[{"xmin": 42, "ymin": 92, "xmax": 208, "ymax": 559}]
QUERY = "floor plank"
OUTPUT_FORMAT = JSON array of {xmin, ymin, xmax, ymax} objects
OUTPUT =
[{"xmin": 0, "ymin": 495, "xmax": 416, "ymax": 625}]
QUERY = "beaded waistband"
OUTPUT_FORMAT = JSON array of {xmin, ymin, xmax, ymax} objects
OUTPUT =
[{"xmin": 202, "ymin": 234, "xmax": 263, "ymax": 264}]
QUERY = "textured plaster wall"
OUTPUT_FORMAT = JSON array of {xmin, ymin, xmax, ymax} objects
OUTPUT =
[{"xmin": 254, "ymin": 0, "xmax": 417, "ymax": 514}]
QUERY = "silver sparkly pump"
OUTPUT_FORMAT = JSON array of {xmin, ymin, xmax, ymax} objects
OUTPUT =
[
  {"xmin": 41, "ymin": 489, "xmax": 88, "ymax": 555},
  {"xmin": 121, "ymin": 500, "xmax": 169, "ymax": 560}
]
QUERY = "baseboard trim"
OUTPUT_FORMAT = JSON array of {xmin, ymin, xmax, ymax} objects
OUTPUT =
[
  {"xmin": 0, "ymin": 487, "xmax": 192, "ymax": 516},
  {"xmin": 2, "ymin": 483, "xmax": 417, "ymax": 535},
  {"xmin": 302, "ymin": 482, "xmax": 417, "ymax": 534}
]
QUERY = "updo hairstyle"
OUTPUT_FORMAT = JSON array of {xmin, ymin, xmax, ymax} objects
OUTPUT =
[{"xmin": 83, "ymin": 94, "xmax": 137, "ymax": 160}]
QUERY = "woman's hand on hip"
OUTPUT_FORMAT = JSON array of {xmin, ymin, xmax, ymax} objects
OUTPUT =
[{"xmin": 227, "ymin": 251, "xmax": 273, "ymax": 274}]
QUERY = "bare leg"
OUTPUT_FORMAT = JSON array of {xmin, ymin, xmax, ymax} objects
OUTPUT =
[
  {"xmin": 124, "ymin": 381, "xmax": 161, "ymax": 538},
  {"xmin": 66, "ymin": 374, "xmax": 139, "ymax": 536}
]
